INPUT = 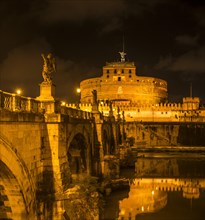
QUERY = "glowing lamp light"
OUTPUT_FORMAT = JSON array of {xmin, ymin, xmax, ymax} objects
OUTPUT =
[
  {"xmin": 16, "ymin": 89, "xmax": 22, "ymax": 95},
  {"xmin": 152, "ymin": 190, "xmax": 155, "ymax": 195},
  {"xmin": 61, "ymin": 101, "xmax": 66, "ymax": 106},
  {"xmin": 76, "ymin": 88, "xmax": 81, "ymax": 94}
]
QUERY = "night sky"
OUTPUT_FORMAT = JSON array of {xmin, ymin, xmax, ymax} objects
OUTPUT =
[{"xmin": 0, "ymin": 0, "xmax": 204, "ymax": 103}]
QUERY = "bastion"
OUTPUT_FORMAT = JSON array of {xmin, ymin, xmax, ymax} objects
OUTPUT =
[{"xmin": 80, "ymin": 53, "xmax": 168, "ymax": 105}]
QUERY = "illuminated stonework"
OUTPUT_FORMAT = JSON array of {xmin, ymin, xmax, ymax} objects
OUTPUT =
[
  {"xmin": 76, "ymin": 54, "xmax": 204, "ymax": 123},
  {"xmin": 80, "ymin": 58, "xmax": 168, "ymax": 104}
]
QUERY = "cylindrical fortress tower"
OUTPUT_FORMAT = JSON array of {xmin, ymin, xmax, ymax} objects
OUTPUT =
[{"xmin": 80, "ymin": 53, "xmax": 168, "ymax": 105}]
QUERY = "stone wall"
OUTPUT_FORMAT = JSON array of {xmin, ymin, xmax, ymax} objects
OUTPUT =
[
  {"xmin": 79, "ymin": 61, "xmax": 167, "ymax": 104},
  {"xmin": 69, "ymin": 101, "xmax": 205, "ymax": 123},
  {"xmin": 121, "ymin": 122, "xmax": 205, "ymax": 147}
]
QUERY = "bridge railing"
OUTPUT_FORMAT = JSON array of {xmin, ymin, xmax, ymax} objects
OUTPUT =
[
  {"xmin": 0, "ymin": 90, "xmax": 41, "ymax": 113},
  {"xmin": 0, "ymin": 90, "xmax": 95, "ymax": 120},
  {"xmin": 60, "ymin": 106, "xmax": 93, "ymax": 120}
]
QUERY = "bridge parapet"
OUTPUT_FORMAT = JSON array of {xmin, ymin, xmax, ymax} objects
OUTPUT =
[
  {"xmin": 0, "ymin": 90, "xmax": 41, "ymax": 113},
  {"xmin": 60, "ymin": 105, "xmax": 93, "ymax": 120},
  {"xmin": 0, "ymin": 90, "xmax": 95, "ymax": 121}
]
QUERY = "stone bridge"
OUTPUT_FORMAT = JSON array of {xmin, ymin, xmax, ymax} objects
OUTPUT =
[
  {"xmin": 1, "ymin": 89, "xmax": 205, "ymax": 219},
  {"xmin": 0, "ymin": 90, "xmax": 119, "ymax": 219}
]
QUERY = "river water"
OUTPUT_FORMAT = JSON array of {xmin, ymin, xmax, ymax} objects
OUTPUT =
[{"xmin": 102, "ymin": 151, "xmax": 205, "ymax": 220}]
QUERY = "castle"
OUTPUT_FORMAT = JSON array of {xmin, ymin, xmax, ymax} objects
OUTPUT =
[{"xmin": 70, "ymin": 52, "xmax": 205, "ymax": 122}]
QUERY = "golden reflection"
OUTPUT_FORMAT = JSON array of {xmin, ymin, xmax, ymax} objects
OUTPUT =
[{"xmin": 118, "ymin": 178, "xmax": 205, "ymax": 219}]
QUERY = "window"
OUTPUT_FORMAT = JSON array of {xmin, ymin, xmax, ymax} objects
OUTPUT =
[
  {"xmin": 107, "ymin": 75, "xmax": 109, "ymax": 78},
  {"xmin": 129, "ymin": 69, "xmax": 132, "ymax": 73},
  {"xmin": 106, "ymin": 69, "xmax": 109, "ymax": 74},
  {"xmin": 118, "ymin": 77, "xmax": 121, "ymax": 81},
  {"xmin": 122, "ymin": 69, "xmax": 124, "ymax": 73},
  {"xmin": 129, "ymin": 75, "xmax": 131, "ymax": 78},
  {"xmin": 114, "ymin": 69, "xmax": 117, "ymax": 74}
]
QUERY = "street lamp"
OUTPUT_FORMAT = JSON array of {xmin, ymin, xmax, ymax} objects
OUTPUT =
[
  {"xmin": 76, "ymin": 88, "xmax": 81, "ymax": 109},
  {"xmin": 61, "ymin": 101, "xmax": 66, "ymax": 106},
  {"xmin": 16, "ymin": 89, "xmax": 22, "ymax": 95},
  {"xmin": 76, "ymin": 88, "xmax": 81, "ymax": 94}
]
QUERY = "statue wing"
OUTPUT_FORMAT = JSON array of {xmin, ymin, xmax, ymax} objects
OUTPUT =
[
  {"xmin": 41, "ymin": 54, "xmax": 46, "ymax": 63},
  {"xmin": 52, "ymin": 58, "xmax": 56, "ymax": 72}
]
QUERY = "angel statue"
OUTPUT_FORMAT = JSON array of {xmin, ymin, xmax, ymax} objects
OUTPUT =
[
  {"xmin": 41, "ymin": 53, "xmax": 56, "ymax": 84},
  {"xmin": 119, "ymin": 51, "xmax": 126, "ymax": 62}
]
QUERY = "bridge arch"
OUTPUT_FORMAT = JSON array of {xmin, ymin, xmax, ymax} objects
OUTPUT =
[
  {"xmin": 66, "ymin": 124, "xmax": 92, "ymax": 180},
  {"xmin": 0, "ymin": 134, "xmax": 36, "ymax": 219},
  {"xmin": 68, "ymin": 133, "xmax": 87, "ymax": 175}
]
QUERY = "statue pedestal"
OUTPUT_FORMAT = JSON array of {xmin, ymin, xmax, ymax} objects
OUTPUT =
[
  {"xmin": 36, "ymin": 82, "xmax": 55, "ymax": 101},
  {"xmin": 36, "ymin": 82, "xmax": 56, "ymax": 113}
]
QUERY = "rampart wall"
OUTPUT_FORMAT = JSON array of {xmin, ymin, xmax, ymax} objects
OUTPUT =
[
  {"xmin": 68, "ymin": 101, "xmax": 205, "ymax": 122},
  {"xmin": 80, "ymin": 76, "xmax": 167, "ymax": 104}
]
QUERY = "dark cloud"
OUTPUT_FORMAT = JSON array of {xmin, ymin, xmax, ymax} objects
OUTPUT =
[
  {"xmin": 100, "ymin": 17, "xmax": 123, "ymax": 34},
  {"xmin": 170, "ymin": 47, "xmax": 205, "ymax": 72},
  {"xmin": 0, "ymin": 0, "xmax": 205, "ymax": 103},
  {"xmin": 0, "ymin": 37, "xmax": 50, "ymax": 93},
  {"xmin": 124, "ymin": 0, "xmax": 170, "ymax": 16},
  {"xmin": 42, "ymin": 0, "xmax": 170, "ymax": 24},
  {"xmin": 55, "ymin": 58, "xmax": 100, "ymax": 102},
  {"xmin": 175, "ymin": 35, "xmax": 199, "ymax": 47},
  {"xmin": 0, "ymin": 0, "xmax": 43, "ymax": 60},
  {"xmin": 194, "ymin": 6, "xmax": 205, "ymax": 27},
  {"xmin": 42, "ymin": 0, "xmax": 126, "ymax": 23},
  {"xmin": 154, "ymin": 46, "xmax": 205, "ymax": 73},
  {"xmin": 154, "ymin": 55, "xmax": 173, "ymax": 70}
]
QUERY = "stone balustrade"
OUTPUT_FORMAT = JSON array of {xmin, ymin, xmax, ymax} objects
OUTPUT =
[
  {"xmin": 60, "ymin": 106, "xmax": 93, "ymax": 120},
  {"xmin": 0, "ymin": 90, "xmax": 41, "ymax": 113},
  {"xmin": 0, "ymin": 90, "xmax": 95, "ymax": 120}
]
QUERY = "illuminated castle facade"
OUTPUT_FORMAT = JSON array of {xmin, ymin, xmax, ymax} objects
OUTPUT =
[
  {"xmin": 71, "ymin": 52, "xmax": 204, "ymax": 122},
  {"xmin": 80, "ymin": 53, "xmax": 167, "ymax": 105}
]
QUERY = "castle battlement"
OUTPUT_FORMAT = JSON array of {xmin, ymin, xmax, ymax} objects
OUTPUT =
[
  {"xmin": 183, "ymin": 97, "xmax": 200, "ymax": 102},
  {"xmin": 66, "ymin": 100, "xmax": 205, "ymax": 123}
]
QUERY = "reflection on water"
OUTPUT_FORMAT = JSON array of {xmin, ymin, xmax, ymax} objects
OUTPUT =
[{"xmin": 103, "ymin": 152, "xmax": 205, "ymax": 220}]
